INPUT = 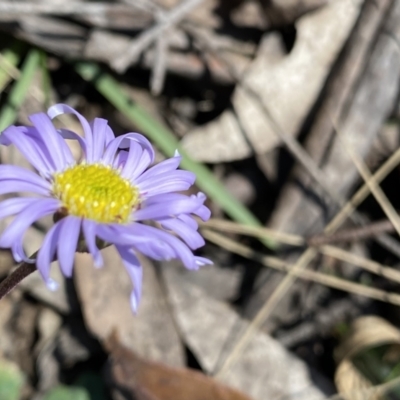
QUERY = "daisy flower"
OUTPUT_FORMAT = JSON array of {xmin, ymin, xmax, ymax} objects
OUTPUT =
[{"xmin": 0, "ymin": 104, "xmax": 211, "ymax": 312}]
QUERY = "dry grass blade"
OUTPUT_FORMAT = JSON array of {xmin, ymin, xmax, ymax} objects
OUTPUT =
[
  {"xmin": 308, "ymin": 219, "xmax": 394, "ymax": 246},
  {"xmin": 327, "ymin": 147, "xmax": 400, "ymax": 233},
  {"xmin": 203, "ymin": 219, "xmax": 400, "ymax": 283},
  {"xmin": 200, "ymin": 218, "xmax": 305, "ymax": 246},
  {"xmin": 335, "ymin": 126, "xmax": 400, "ymax": 236},
  {"xmin": 190, "ymin": 21, "xmax": 400, "ymax": 381},
  {"xmin": 321, "ymin": 245, "xmax": 400, "ymax": 284},
  {"xmin": 203, "ymin": 230, "xmax": 400, "ymax": 307},
  {"xmin": 213, "ymin": 145, "xmax": 400, "ymax": 378},
  {"xmin": 204, "ymin": 217, "xmax": 400, "ymax": 283}
]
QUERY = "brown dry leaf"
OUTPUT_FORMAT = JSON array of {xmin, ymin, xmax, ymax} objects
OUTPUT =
[
  {"xmin": 181, "ymin": 0, "xmax": 363, "ymax": 163},
  {"xmin": 105, "ymin": 332, "xmax": 254, "ymax": 400},
  {"xmin": 162, "ymin": 263, "xmax": 325, "ymax": 400},
  {"xmin": 334, "ymin": 316, "xmax": 400, "ymax": 400},
  {"xmin": 74, "ymin": 247, "xmax": 185, "ymax": 367}
]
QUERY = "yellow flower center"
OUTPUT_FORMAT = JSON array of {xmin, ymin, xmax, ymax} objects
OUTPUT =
[{"xmin": 52, "ymin": 164, "xmax": 139, "ymax": 224}]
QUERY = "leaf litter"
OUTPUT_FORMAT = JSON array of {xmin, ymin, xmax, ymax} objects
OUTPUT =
[{"xmin": 0, "ymin": 0, "xmax": 400, "ymax": 398}]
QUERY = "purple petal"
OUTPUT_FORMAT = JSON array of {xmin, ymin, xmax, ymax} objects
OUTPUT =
[
  {"xmin": 58, "ymin": 128, "xmax": 88, "ymax": 158},
  {"xmin": 29, "ymin": 113, "xmax": 74, "ymax": 168},
  {"xmin": 130, "ymin": 224, "xmax": 199, "ymax": 270},
  {"xmin": 195, "ymin": 256, "xmax": 213, "ymax": 266},
  {"xmin": 193, "ymin": 204, "xmax": 211, "ymax": 221},
  {"xmin": 135, "ymin": 153, "xmax": 182, "ymax": 182},
  {"xmin": 96, "ymin": 224, "xmax": 175, "ymax": 260},
  {"xmin": 161, "ymin": 218, "xmax": 205, "ymax": 249},
  {"xmin": 82, "ymin": 219, "xmax": 102, "ymax": 268},
  {"xmin": 137, "ymin": 171, "xmax": 195, "ymax": 197},
  {"xmin": 0, "ymin": 165, "xmax": 51, "ymax": 192},
  {"xmin": 96, "ymin": 224, "xmax": 149, "ymax": 247},
  {"xmin": 135, "ymin": 192, "xmax": 208, "ymax": 221},
  {"xmin": 119, "ymin": 141, "xmax": 150, "ymax": 180},
  {"xmin": 0, "ymin": 197, "xmax": 46, "ymax": 263},
  {"xmin": 144, "ymin": 193, "xmax": 188, "ymax": 204},
  {"xmin": 0, "ymin": 126, "xmax": 56, "ymax": 175},
  {"xmin": 11, "ymin": 239, "xmax": 34, "ymax": 264},
  {"xmin": 48, "ymin": 104, "xmax": 94, "ymax": 162},
  {"xmin": 134, "ymin": 197, "xmax": 207, "ymax": 221},
  {"xmin": 90, "ymin": 118, "xmax": 115, "ymax": 161},
  {"xmin": 0, "ymin": 198, "xmax": 60, "ymax": 249},
  {"xmin": 0, "ymin": 181, "xmax": 51, "ymax": 197},
  {"xmin": 37, "ymin": 220, "xmax": 63, "ymax": 283},
  {"xmin": 57, "ymin": 216, "xmax": 81, "ymax": 277},
  {"xmin": 103, "ymin": 133, "xmax": 154, "ymax": 166},
  {"xmin": 0, "ymin": 197, "xmax": 40, "ymax": 220},
  {"xmin": 116, "ymin": 245, "xmax": 143, "ymax": 313},
  {"xmin": 97, "ymin": 223, "xmax": 201, "ymax": 270},
  {"xmin": 178, "ymin": 214, "xmax": 198, "ymax": 230}
]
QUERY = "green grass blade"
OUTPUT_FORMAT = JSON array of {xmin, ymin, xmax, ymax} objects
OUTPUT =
[
  {"xmin": 0, "ymin": 49, "xmax": 40, "ymax": 131},
  {"xmin": 75, "ymin": 62, "xmax": 276, "ymax": 249},
  {"xmin": 0, "ymin": 41, "xmax": 25, "ymax": 93}
]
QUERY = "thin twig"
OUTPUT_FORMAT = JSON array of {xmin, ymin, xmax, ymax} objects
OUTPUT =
[
  {"xmin": 203, "ymin": 218, "xmax": 400, "ymax": 282},
  {"xmin": 308, "ymin": 219, "xmax": 394, "ymax": 246},
  {"xmin": 204, "ymin": 217, "xmax": 397, "ymax": 247},
  {"xmin": 203, "ymin": 229, "xmax": 400, "ymax": 307},
  {"xmin": 326, "ymin": 147, "xmax": 400, "ymax": 233},
  {"xmin": 320, "ymin": 244, "xmax": 400, "ymax": 284},
  {"xmin": 335, "ymin": 125, "xmax": 400, "ymax": 237},
  {"xmin": 213, "ymin": 146, "xmax": 400, "ymax": 378},
  {"xmin": 112, "ymin": 0, "xmax": 205, "ymax": 72},
  {"xmin": 0, "ymin": 262, "xmax": 36, "ymax": 300},
  {"xmin": 204, "ymin": 229, "xmax": 400, "ymax": 379},
  {"xmin": 200, "ymin": 218, "xmax": 305, "ymax": 246}
]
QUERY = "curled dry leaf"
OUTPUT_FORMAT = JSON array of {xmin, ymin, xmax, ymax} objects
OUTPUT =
[
  {"xmin": 335, "ymin": 315, "xmax": 400, "ymax": 400},
  {"xmin": 181, "ymin": 0, "xmax": 363, "ymax": 163},
  {"xmin": 104, "ymin": 332, "xmax": 254, "ymax": 400}
]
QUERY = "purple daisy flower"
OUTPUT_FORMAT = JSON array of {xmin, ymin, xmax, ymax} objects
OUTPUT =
[{"xmin": 0, "ymin": 104, "xmax": 211, "ymax": 312}]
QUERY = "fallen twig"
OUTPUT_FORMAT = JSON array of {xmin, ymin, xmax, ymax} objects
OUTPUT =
[{"xmin": 112, "ymin": 0, "xmax": 205, "ymax": 72}]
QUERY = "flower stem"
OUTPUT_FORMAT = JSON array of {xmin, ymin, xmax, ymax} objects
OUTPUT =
[{"xmin": 0, "ymin": 262, "xmax": 36, "ymax": 300}]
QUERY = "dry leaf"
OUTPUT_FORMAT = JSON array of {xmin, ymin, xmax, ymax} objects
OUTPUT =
[
  {"xmin": 162, "ymin": 263, "xmax": 325, "ymax": 400},
  {"xmin": 335, "ymin": 316, "xmax": 400, "ymax": 400},
  {"xmin": 167, "ymin": 262, "xmax": 241, "ymax": 302},
  {"xmin": 105, "ymin": 332, "xmax": 253, "ymax": 400},
  {"xmin": 181, "ymin": 0, "xmax": 363, "ymax": 162},
  {"xmin": 74, "ymin": 247, "xmax": 184, "ymax": 367}
]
